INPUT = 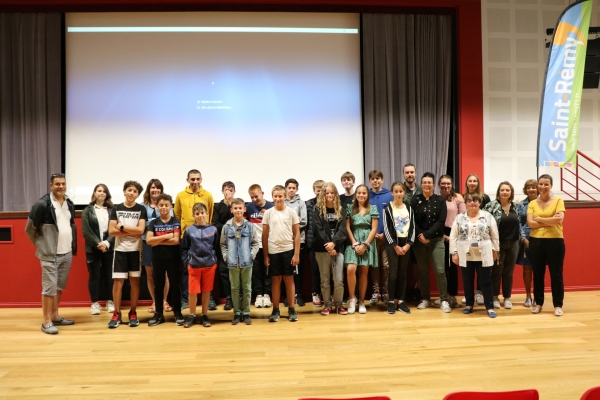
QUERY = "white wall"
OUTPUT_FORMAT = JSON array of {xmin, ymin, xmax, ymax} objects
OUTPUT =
[{"xmin": 482, "ymin": 0, "xmax": 600, "ymax": 201}]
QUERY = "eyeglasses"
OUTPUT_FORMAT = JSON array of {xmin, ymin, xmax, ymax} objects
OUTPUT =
[{"xmin": 465, "ymin": 199, "xmax": 480, "ymax": 204}]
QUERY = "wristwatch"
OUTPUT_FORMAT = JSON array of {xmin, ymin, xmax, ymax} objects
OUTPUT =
[{"xmin": 119, "ymin": 224, "xmax": 124, "ymax": 232}]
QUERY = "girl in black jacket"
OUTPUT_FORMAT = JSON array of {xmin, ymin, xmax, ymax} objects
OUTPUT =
[{"xmin": 382, "ymin": 182, "xmax": 415, "ymax": 314}]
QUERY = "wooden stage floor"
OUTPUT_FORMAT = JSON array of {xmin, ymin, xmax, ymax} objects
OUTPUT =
[{"xmin": 1, "ymin": 291, "xmax": 599, "ymax": 399}]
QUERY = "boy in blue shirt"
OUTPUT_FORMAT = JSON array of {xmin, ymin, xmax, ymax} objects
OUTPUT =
[
  {"xmin": 220, "ymin": 198, "xmax": 260, "ymax": 325},
  {"xmin": 180, "ymin": 203, "xmax": 219, "ymax": 328},
  {"xmin": 369, "ymin": 170, "xmax": 393, "ymax": 305}
]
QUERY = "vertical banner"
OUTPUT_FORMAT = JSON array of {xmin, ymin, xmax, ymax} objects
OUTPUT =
[{"xmin": 537, "ymin": 0, "xmax": 593, "ymax": 167}]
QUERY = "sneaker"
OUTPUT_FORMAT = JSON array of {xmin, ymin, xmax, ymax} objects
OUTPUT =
[
  {"xmin": 208, "ymin": 296, "xmax": 217, "ymax": 311},
  {"xmin": 288, "ymin": 308, "xmax": 298, "ymax": 322},
  {"xmin": 487, "ymin": 310, "xmax": 497, "ymax": 318},
  {"xmin": 224, "ymin": 297, "xmax": 233, "ymax": 311},
  {"xmin": 283, "ymin": 297, "xmax": 289, "ymax": 307},
  {"xmin": 441, "ymin": 301, "xmax": 452, "ymax": 313},
  {"xmin": 148, "ymin": 313, "xmax": 165, "ymax": 327},
  {"xmin": 433, "ymin": 299, "xmax": 441, "ymax": 306},
  {"xmin": 347, "ymin": 297, "xmax": 356, "ymax": 314},
  {"xmin": 128, "ymin": 310, "xmax": 139, "ymax": 327},
  {"xmin": 381, "ymin": 293, "xmax": 389, "ymax": 303},
  {"xmin": 476, "ymin": 292, "xmax": 484, "ymax": 305},
  {"xmin": 106, "ymin": 300, "xmax": 115, "ymax": 313},
  {"xmin": 321, "ymin": 307, "xmax": 331, "ymax": 316},
  {"xmin": 523, "ymin": 297, "xmax": 532, "ymax": 308},
  {"xmin": 262, "ymin": 294, "xmax": 272, "ymax": 308},
  {"xmin": 108, "ymin": 311, "xmax": 122, "ymax": 329},
  {"xmin": 358, "ymin": 301, "xmax": 367, "ymax": 314},
  {"xmin": 450, "ymin": 296, "xmax": 460, "ymax": 308},
  {"xmin": 174, "ymin": 313, "xmax": 185, "ymax": 326},
  {"xmin": 461, "ymin": 297, "xmax": 466, "ymax": 304},
  {"xmin": 312, "ymin": 293, "xmax": 322, "ymax": 306},
  {"xmin": 200, "ymin": 314, "xmax": 211, "ymax": 327},
  {"xmin": 255, "ymin": 295, "xmax": 263, "ymax": 308},
  {"xmin": 41, "ymin": 323, "xmax": 58, "ymax": 335},
  {"xmin": 463, "ymin": 307, "xmax": 473, "ymax": 314},
  {"xmin": 184, "ymin": 314, "xmax": 196, "ymax": 328},
  {"xmin": 396, "ymin": 302, "xmax": 411, "ymax": 314},
  {"xmin": 243, "ymin": 315, "xmax": 252, "ymax": 325},
  {"xmin": 417, "ymin": 300, "xmax": 430, "ymax": 310},
  {"xmin": 504, "ymin": 298, "xmax": 513, "ymax": 309},
  {"xmin": 493, "ymin": 299, "xmax": 501, "ymax": 309},
  {"xmin": 181, "ymin": 301, "xmax": 189, "ymax": 310},
  {"xmin": 90, "ymin": 302, "xmax": 102, "ymax": 315},
  {"xmin": 336, "ymin": 306, "xmax": 348, "ymax": 315},
  {"xmin": 269, "ymin": 308, "xmax": 280, "ymax": 322},
  {"xmin": 554, "ymin": 307, "xmax": 563, "ymax": 317},
  {"xmin": 370, "ymin": 292, "xmax": 380, "ymax": 305},
  {"xmin": 387, "ymin": 303, "xmax": 396, "ymax": 314},
  {"xmin": 296, "ymin": 294, "xmax": 305, "ymax": 307},
  {"xmin": 231, "ymin": 315, "xmax": 241, "ymax": 325}
]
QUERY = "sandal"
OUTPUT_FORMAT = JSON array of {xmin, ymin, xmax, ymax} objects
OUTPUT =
[
  {"xmin": 164, "ymin": 302, "xmax": 173, "ymax": 312},
  {"xmin": 148, "ymin": 304, "xmax": 155, "ymax": 314}
]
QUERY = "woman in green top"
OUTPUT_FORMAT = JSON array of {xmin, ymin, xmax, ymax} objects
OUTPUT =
[{"xmin": 344, "ymin": 184, "xmax": 379, "ymax": 314}]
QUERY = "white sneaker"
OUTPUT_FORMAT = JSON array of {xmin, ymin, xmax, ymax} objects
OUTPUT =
[
  {"xmin": 476, "ymin": 292, "xmax": 484, "ymax": 305},
  {"xmin": 90, "ymin": 302, "xmax": 101, "ymax": 315},
  {"xmin": 312, "ymin": 293, "xmax": 322, "ymax": 306},
  {"xmin": 347, "ymin": 297, "xmax": 356, "ymax": 314},
  {"xmin": 262, "ymin": 294, "xmax": 272, "ymax": 308},
  {"xmin": 461, "ymin": 297, "xmax": 466, "ymax": 304},
  {"xmin": 433, "ymin": 299, "xmax": 441, "ymax": 306},
  {"xmin": 417, "ymin": 300, "xmax": 430, "ymax": 310},
  {"xmin": 441, "ymin": 301, "xmax": 452, "ymax": 313},
  {"xmin": 493, "ymin": 299, "xmax": 501, "ymax": 309},
  {"xmin": 358, "ymin": 300, "xmax": 367, "ymax": 314},
  {"xmin": 523, "ymin": 297, "xmax": 532, "ymax": 307},
  {"xmin": 504, "ymin": 298, "xmax": 512, "ymax": 309},
  {"xmin": 106, "ymin": 300, "xmax": 115, "ymax": 313},
  {"xmin": 255, "ymin": 295, "xmax": 263, "ymax": 308}
]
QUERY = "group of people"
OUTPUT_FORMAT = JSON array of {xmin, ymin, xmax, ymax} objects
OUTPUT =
[{"xmin": 26, "ymin": 165, "xmax": 566, "ymax": 334}]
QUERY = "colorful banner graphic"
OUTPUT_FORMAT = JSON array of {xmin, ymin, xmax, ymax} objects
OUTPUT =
[{"xmin": 537, "ymin": 0, "xmax": 593, "ymax": 168}]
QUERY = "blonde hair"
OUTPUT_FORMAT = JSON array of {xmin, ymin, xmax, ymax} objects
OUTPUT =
[{"xmin": 316, "ymin": 182, "xmax": 342, "ymax": 220}]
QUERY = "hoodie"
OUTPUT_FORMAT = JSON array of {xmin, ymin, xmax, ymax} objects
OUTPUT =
[
  {"xmin": 284, "ymin": 194, "xmax": 307, "ymax": 243},
  {"xmin": 369, "ymin": 187, "xmax": 393, "ymax": 234},
  {"xmin": 174, "ymin": 185, "xmax": 214, "ymax": 236}
]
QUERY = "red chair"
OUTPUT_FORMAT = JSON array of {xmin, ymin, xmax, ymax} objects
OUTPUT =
[
  {"xmin": 581, "ymin": 386, "xmax": 600, "ymax": 400},
  {"xmin": 443, "ymin": 389, "xmax": 539, "ymax": 400},
  {"xmin": 299, "ymin": 397, "xmax": 391, "ymax": 400}
]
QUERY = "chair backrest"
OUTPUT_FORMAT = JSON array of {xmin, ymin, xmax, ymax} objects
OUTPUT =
[
  {"xmin": 299, "ymin": 397, "xmax": 391, "ymax": 400},
  {"xmin": 443, "ymin": 389, "xmax": 539, "ymax": 400},
  {"xmin": 581, "ymin": 386, "xmax": 600, "ymax": 400}
]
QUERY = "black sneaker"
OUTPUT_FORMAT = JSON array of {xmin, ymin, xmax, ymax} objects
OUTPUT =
[
  {"xmin": 243, "ymin": 315, "xmax": 252, "ymax": 325},
  {"xmin": 174, "ymin": 313, "xmax": 185, "ymax": 326},
  {"xmin": 231, "ymin": 315, "xmax": 241, "ymax": 325},
  {"xmin": 387, "ymin": 302, "xmax": 396, "ymax": 314},
  {"xmin": 397, "ymin": 302, "xmax": 411, "ymax": 314},
  {"xmin": 148, "ymin": 313, "xmax": 165, "ymax": 326},
  {"xmin": 184, "ymin": 314, "xmax": 196, "ymax": 328},
  {"xmin": 224, "ymin": 296, "xmax": 233, "ymax": 311},
  {"xmin": 288, "ymin": 307, "xmax": 298, "ymax": 322},
  {"xmin": 108, "ymin": 311, "xmax": 122, "ymax": 329},
  {"xmin": 269, "ymin": 308, "xmax": 280, "ymax": 323},
  {"xmin": 200, "ymin": 314, "xmax": 211, "ymax": 327},
  {"xmin": 283, "ymin": 298, "xmax": 289, "ymax": 307},
  {"xmin": 296, "ymin": 294, "xmax": 305, "ymax": 307},
  {"xmin": 208, "ymin": 295, "xmax": 217, "ymax": 311},
  {"xmin": 128, "ymin": 310, "xmax": 139, "ymax": 327}
]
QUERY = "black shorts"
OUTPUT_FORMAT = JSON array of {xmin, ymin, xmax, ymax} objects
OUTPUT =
[
  {"xmin": 112, "ymin": 251, "xmax": 142, "ymax": 279},
  {"xmin": 268, "ymin": 249, "xmax": 297, "ymax": 277}
]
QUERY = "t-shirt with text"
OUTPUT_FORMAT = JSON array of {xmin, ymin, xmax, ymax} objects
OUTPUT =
[
  {"xmin": 147, "ymin": 216, "xmax": 181, "ymax": 258},
  {"xmin": 110, "ymin": 203, "xmax": 147, "ymax": 252}
]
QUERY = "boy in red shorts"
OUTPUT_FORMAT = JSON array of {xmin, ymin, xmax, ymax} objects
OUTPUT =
[{"xmin": 180, "ymin": 203, "xmax": 219, "ymax": 328}]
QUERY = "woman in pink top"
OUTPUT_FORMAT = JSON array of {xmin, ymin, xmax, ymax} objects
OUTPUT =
[{"xmin": 439, "ymin": 175, "xmax": 465, "ymax": 308}]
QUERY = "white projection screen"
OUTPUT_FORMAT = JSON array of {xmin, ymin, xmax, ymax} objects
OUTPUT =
[{"xmin": 65, "ymin": 12, "xmax": 364, "ymax": 204}]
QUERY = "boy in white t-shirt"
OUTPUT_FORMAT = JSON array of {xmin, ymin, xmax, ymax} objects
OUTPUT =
[{"xmin": 262, "ymin": 185, "xmax": 300, "ymax": 322}]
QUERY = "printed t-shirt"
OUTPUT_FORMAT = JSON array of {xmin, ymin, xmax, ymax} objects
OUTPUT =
[
  {"xmin": 147, "ymin": 216, "xmax": 181, "ymax": 258},
  {"xmin": 391, "ymin": 203, "xmax": 410, "ymax": 238},
  {"xmin": 110, "ymin": 203, "xmax": 147, "ymax": 252},
  {"xmin": 245, "ymin": 200, "xmax": 274, "ymax": 249}
]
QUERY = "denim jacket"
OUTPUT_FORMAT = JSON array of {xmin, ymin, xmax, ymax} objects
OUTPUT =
[
  {"xmin": 517, "ymin": 197, "xmax": 533, "ymax": 239},
  {"xmin": 449, "ymin": 210, "xmax": 499, "ymax": 267},
  {"xmin": 484, "ymin": 200, "xmax": 523, "ymax": 242},
  {"xmin": 220, "ymin": 218, "xmax": 260, "ymax": 268}
]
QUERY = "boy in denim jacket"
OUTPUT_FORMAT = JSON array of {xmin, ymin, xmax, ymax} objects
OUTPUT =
[{"xmin": 220, "ymin": 198, "xmax": 260, "ymax": 325}]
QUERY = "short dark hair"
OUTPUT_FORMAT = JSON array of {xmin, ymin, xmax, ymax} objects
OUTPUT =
[
  {"xmin": 403, "ymin": 163, "xmax": 415, "ymax": 172},
  {"xmin": 123, "ymin": 180, "xmax": 143, "ymax": 193},
  {"xmin": 464, "ymin": 192, "xmax": 482, "ymax": 204},
  {"xmin": 231, "ymin": 198, "xmax": 245, "ymax": 207},
  {"xmin": 341, "ymin": 171, "xmax": 355, "ymax": 182},
  {"xmin": 50, "ymin": 173, "xmax": 65, "ymax": 183},
  {"xmin": 187, "ymin": 169, "xmax": 201, "ymax": 178},
  {"xmin": 538, "ymin": 174, "xmax": 553, "ymax": 186},
  {"xmin": 421, "ymin": 172, "xmax": 435, "ymax": 183},
  {"xmin": 192, "ymin": 202, "xmax": 208, "ymax": 213},
  {"xmin": 156, "ymin": 193, "xmax": 173, "ymax": 205},
  {"xmin": 285, "ymin": 178, "xmax": 299, "ymax": 188},
  {"xmin": 222, "ymin": 181, "xmax": 235, "ymax": 190},
  {"xmin": 368, "ymin": 170, "xmax": 383, "ymax": 179}
]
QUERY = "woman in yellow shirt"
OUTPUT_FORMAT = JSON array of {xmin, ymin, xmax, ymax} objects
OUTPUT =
[{"xmin": 527, "ymin": 174, "xmax": 565, "ymax": 316}]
